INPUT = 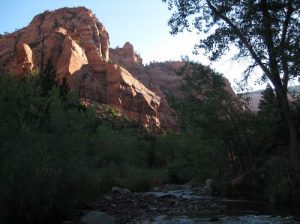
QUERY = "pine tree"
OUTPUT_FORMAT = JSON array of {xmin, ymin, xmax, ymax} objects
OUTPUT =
[
  {"xmin": 39, "ymin": 60, "xmax": 57, "ymax": 96},
  {"xmin": 258, "ymin": 84, "xmax": 278, "ymax": 114}
]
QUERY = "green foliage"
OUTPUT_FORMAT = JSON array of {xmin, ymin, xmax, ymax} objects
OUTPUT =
[
  {"xmin": 163, "ymin": 0, "xmax": 300, "ymax": 82},
  {"xmin": 161, "ymin": 61, "xmax": 240, "ymax": 185},
  {"xmin": 156, "ymin": 134, "xmax": 196, "ymax": 183},
  {"xmin": 1, "ymin": 54, "xmax": 300, "ymax": 224},
  {"xmin": 258, "ymin": 84, "xmax": 278, "ymax": 115},
  {"xmin": 1, "ymin": 61, "xmax": 249, "ymax": 223},
  {"xmin": 38, "ymin": 60, "xmax": 58, "ymax": 96},
  {"xmin": 163, "ymin": 0, "xmax": 300, "ymax": 173},
  {"xmin": 0, "ymin": 75, "xmax": 96, "ymax": 223},
  {"xmin": 0, "ymin": 74, "xmax": 166, "ymax": 224},
  {"xmin": 163, "ymin": 60, "xmax": 299, "ymax": 200},
  {"xmin": 117, "ymin": 168, "xmax": 168, "ymax": 192},
  {"xmin": 256, "ymin": 84, "xmax": 285, "ymax": 147}
]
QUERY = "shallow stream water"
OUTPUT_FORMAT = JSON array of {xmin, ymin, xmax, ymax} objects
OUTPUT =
[{"xmin": 141, "ymin": 185, "xmax": 300, "ymax": 224}]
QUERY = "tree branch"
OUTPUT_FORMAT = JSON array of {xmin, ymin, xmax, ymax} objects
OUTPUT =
[
  {"xmin": 205, "ymin": 0, "xmax": 274, "ymax": 83},
  {"xmin": 260, "ymin": 0, "xmax": 282, "ymax": 87},
  {"xmin": 279, "ymin": 0, "xmax": 293, "ymax": 52},
  {"xmin": 242, "ymin": 62, "xmax": 259, "ymax": 81},
  {"xmin": 280, "ymin": 0, "xmax": 294, "ymax": 90}
]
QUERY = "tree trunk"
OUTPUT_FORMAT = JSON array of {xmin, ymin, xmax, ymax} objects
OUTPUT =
[{"xmin": 276, "ymin": 87, "xmax": 300, "ymax": 173}]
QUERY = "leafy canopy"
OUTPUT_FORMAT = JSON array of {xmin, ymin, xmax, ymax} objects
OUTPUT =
[
  {"xmin": 163, "ymin": 0, "xmax": 300, "ymax": 88},
  {"xmin": 163, "ymin": 0, "xmax": 300, "ymax": 172}
]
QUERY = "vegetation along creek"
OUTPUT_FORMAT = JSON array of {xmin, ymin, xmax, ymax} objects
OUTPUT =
[
  {"xmin": 1, "ymin": 1, "xmax": 300, "ymax": 224},
  {"xmin": 95, "ymin": 185, "xmax": 300, "ymax": 223}
]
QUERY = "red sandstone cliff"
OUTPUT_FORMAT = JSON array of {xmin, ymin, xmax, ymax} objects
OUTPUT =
[
  {"xmin": 0, "ymin": 7, "xmax": 237, "ymax": 131},
  {"xmin": 0, "ymin": 7, "xmax": 161, "ymax": 129},
  {"xmin": 109, "ymin": 43, "xmax": 238, "ymax": 130},
  {"xmin": 110, "ymin": 43, "xmax": 185, "ymax": 130}
]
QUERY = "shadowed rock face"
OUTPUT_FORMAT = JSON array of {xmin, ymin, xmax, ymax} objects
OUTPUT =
[
  {"xmin": 110, "ymin": 43, "xmax": 238, "ymax": 131},
  {"xmin": 0, "ymin": 7, "xmax": 162, "ymax": 129},
  {"xmin": 110, "ymin": 43, "xmax": 183, "ymax": 131}
]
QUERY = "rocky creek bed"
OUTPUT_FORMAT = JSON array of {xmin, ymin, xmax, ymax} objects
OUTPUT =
[{"xmin": 92, "ymin": 185, "xmax": 300, "ymax": 224}]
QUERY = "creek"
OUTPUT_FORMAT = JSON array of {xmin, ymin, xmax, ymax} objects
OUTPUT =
[{"xmin": 139, "ymin": 185, "xmax": 300, "ymax": 224}]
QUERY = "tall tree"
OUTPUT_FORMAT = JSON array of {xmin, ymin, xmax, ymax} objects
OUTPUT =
[
  {"xmin": 39, "ymin": 60, "xmax": 57, "ymax": 96},
  {"xmin": 163, "ymin": 0, "xmax": 300, "ymax": 172}
]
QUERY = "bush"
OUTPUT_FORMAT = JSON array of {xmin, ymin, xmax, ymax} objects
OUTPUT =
[{"xmin": 117, "ymin": 168, "xmax": 168, "ymax": 192}]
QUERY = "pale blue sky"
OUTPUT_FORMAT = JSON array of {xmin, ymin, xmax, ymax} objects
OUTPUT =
[{"xmin": 0, "ymin": 0, "xmax": 267, "ymax": 91}]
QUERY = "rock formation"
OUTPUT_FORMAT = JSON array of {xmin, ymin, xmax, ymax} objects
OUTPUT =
[
  {"xmin": 0, "ymin": 7, "xmax": 237, "ymax": 131},
  {"xmin": 0, "ymin": 7, "xmax": 161, "ymax": 129},
  {"xmin": 110, "ymin": 43, "xmax": 238, "ymax": 130},
  {"xmin": 110, "ymin": 43, "xmax": 184, "ymax": 130},
  {"xmin": 110, "ymin": 42, "xmax": 143, "ymax": 65}
]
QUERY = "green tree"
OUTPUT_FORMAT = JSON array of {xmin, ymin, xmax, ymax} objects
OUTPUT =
[
  {"xmin": 39, "ymin": 60, "xmax": 58, "ymax": 96},
  {"xmin": 59, "ymin": 77, "xmax": 70, "ymax": 102},
  {"xmin": 257, "ymin": 84, "xmax": 284, "ymax": 150},
  {"xmin": 258, "ymin": 84, "xmax": 278, "ymax": 115},
  {"xmin": 170, "ymin": 61, "xmax": 249, "ymax": 185},
  {"xmin": 163, "ymin": 0, "xmax": 300, "ymax": 172},
  {"xmin": 0, "ymin": 74, "xmax": 172, "ymax": 223}
]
